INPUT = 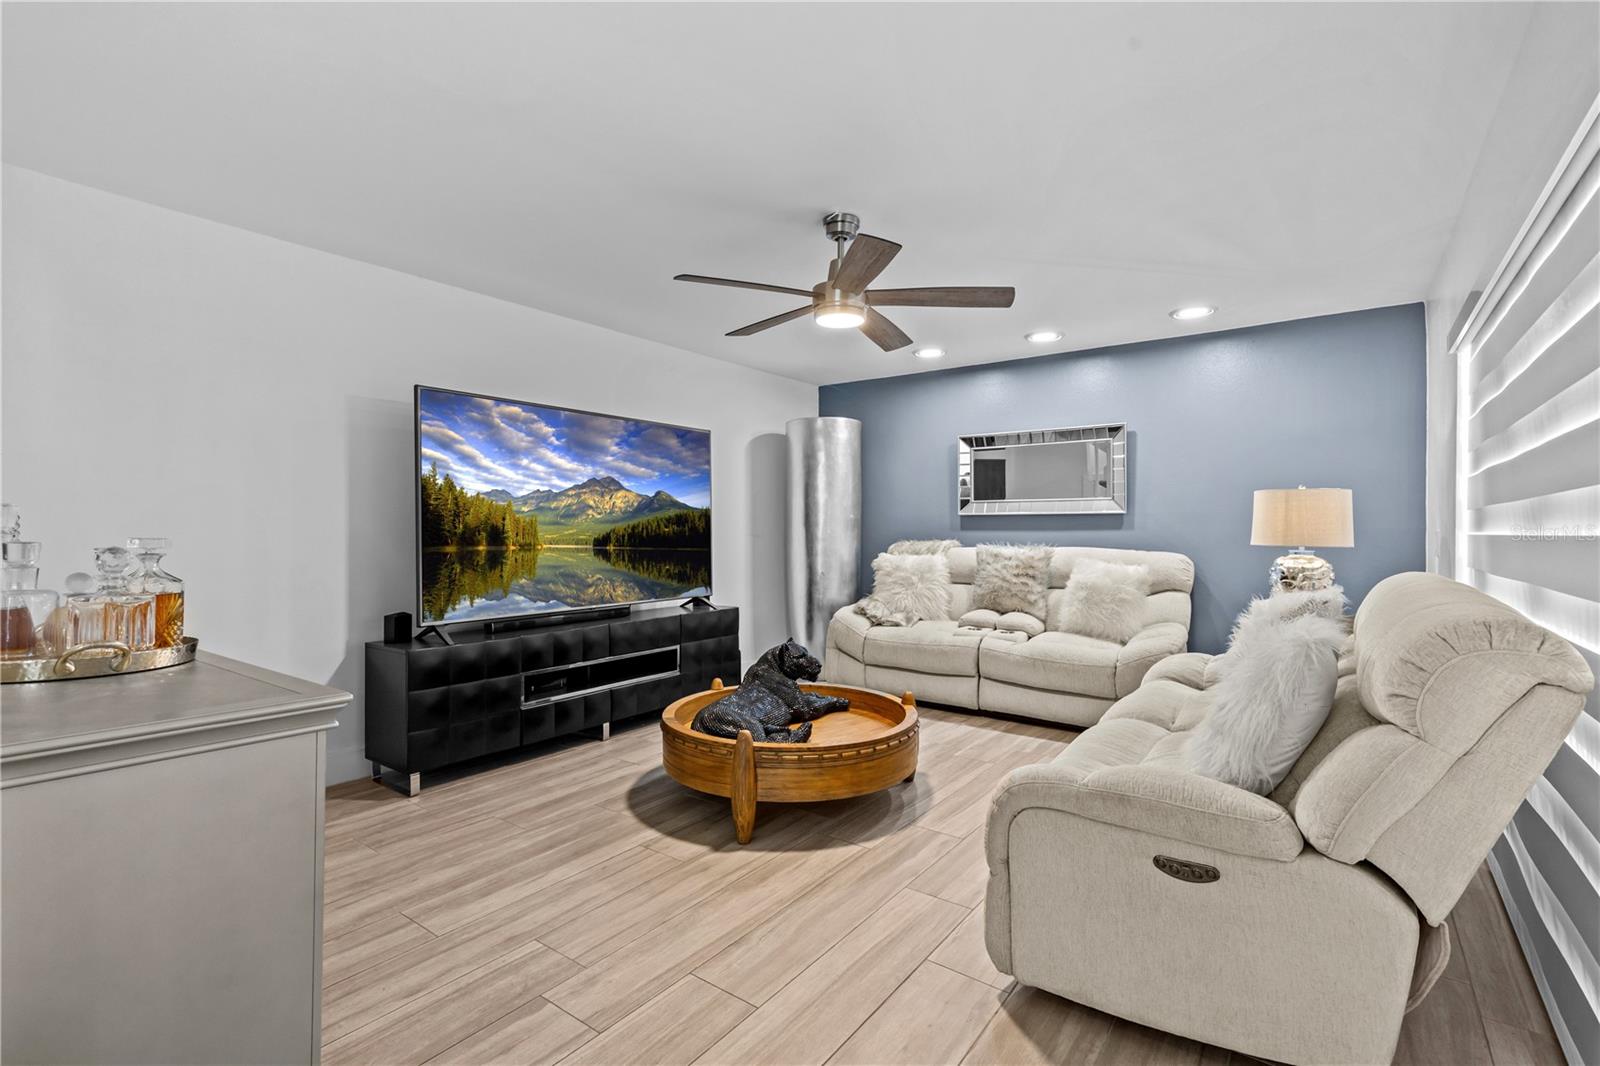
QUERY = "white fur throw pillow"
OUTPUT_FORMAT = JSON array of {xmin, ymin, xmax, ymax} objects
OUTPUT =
[
  {"xmin": 1212, "ymin": 587, "xmax": 1347, "ymax": 680},
  {"xmin": 888, "ymin": 538, "xmax": 961, "ymax": 556},
  {"xmin": 1187, "ymin": 609, "xmax": 1347, "ymax": 794},
  {"xmin": 858, "ymin": 552, "xmax": 950, "ymax": 626},
  {"xmin": 1248, "ymin": 586, "xmax": 1347, "ymax": 626},
  {"xmin": 973, "ymin": 545, "xmax": 1053, "ymax": 619},
  {"xmin": 1053, "ymin": 559, "xmax": 1150, "ymax": 642}
]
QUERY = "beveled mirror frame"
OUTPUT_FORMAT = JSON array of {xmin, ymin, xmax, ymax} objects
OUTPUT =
[{"xmin": 957, "ymin": 422, "xmax": 1127, "ymax": 515}]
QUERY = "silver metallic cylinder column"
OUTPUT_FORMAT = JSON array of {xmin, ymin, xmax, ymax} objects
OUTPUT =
[{"xmin": 786, "ymin": 417, "xmax": 863, "ymax": 657}]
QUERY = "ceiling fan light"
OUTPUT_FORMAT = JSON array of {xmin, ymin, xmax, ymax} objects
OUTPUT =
[
  {"xmin": 814, "ymin": 291, "xmax": 867, "ymax": 330},
  {"xmin": 816, "ymin": 309, "xmax": 866, "ymax": 329}
]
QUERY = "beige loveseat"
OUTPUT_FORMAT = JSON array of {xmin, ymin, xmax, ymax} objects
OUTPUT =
[
  {"xmin": 984, "ymin": 572, "xmax": 1594, "ymax": 1064},
  {"xmin": 822, "ymin": 546, "xmax": 1194, "ymax": 726}
]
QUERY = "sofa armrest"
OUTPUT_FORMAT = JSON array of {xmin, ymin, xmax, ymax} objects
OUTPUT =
[
  {"xmin": 986, "ymin": 762, "xmax": 1304, "ymax": 867},
  {"xmin": 1115, "ymin": 621, "xmax": 1189, "ymax": 696},
  {"xmin": 1142, "ymin": 651, "xmax": 1221, "ymax": 690},
  {"xmin": 826, "ymin": 605, "xmax": 872, "ymax": 661}
]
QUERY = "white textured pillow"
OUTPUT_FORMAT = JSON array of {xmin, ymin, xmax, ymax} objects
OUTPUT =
[
  {"xmin": 1188, "ymin": 610, "xmax": 1347, "ymax": 794},
  {"xmin": 973, "ymin": 545, "xmax": 1053, "ymax": 619},
  {"xmin": 1053, "ymin": 559, "xmax": 1150, "ymax": 642},
  {"xmin": 866, "ymin": 552, "xmax": 950, "ymax": 625}
]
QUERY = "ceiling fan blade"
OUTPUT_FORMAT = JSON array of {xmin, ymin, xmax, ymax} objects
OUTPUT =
[
  {"xmin": 859, "ymin": 308, "xmax": 913, "ymax": 351},
  {"xmin": 832, "ymin": 234, "xmax": 902, "ymax": 293},
  {"xmin": 726, "ymin": 305, "xmax": 814, "ymax": 337},
  {"xmin": 675, "ymin": 274, "xmax": 814, "ymax": 298},
  {"xmin": 867, "ymin": 286, "xmax": 1016, "ymax": 308}
]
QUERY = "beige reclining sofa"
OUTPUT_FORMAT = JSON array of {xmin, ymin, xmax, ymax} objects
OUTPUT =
[
  {"xmin": 984, "ymin": 572, "xmax": 1594, "ymax": 1064},
  {"xmin": 822, "ymin": 546, "xmax": 1194, "ymax": 726}
]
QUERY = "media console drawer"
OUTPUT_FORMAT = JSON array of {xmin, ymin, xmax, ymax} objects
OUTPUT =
[{"xmin": 365, "ymin": 604, "xmax": 739, "ymax": 793}]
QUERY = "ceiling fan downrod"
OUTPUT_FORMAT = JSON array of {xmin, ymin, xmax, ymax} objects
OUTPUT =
[{"xmin": 823, "ymin": 211, "xmax": 860, "ymax": 268}]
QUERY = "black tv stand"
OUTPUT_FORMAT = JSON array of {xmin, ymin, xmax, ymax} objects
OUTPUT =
[
  {"xmin": 365, "ymin": 602, "xmax": 739, "ymax": 794},
  {"xmin": 681, "ymin": 596, "xmax": 715, "ymax": 610},
  {"xmin": 415, "ymin": 624, "xmax": 456, "ymax": 646}
]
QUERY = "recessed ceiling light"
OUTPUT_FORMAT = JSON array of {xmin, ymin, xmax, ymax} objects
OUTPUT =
[
  {"xmin": 1025, "ymin": 330, "xmax": 1063, "ymax": 344},
  {"xmin": 914, "ymin": 347, "xmax": 945, "ymax": 360},
  {"xmin": 1169, "ymin": 305, "xmax": 1216, "ymax": 321}
]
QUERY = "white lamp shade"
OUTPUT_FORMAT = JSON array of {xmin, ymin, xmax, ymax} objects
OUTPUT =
[{"xmin": 1251, "ymin": 487, "xmax": 1354, "ymax": 547}]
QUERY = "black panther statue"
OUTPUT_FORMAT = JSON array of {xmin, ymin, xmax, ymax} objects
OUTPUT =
[{"xmin": 691, "ymin": 640, "xmax": 850, "ymax": 743}]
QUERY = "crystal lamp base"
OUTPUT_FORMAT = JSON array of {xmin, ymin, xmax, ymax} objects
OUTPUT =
[{"xmin": 1269, "ymin": 550, "xmax": 1336, "ymax": 594}]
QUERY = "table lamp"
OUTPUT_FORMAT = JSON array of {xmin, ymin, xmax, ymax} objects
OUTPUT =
[{"xmin": 1251, "ymin": 486, "xmax": 1354, "ymax": 593}]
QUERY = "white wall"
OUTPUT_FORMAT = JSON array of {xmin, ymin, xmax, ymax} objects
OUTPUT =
[{"xmin": 1, "ymin": 166, "xmax": 817, "ymax": 783}]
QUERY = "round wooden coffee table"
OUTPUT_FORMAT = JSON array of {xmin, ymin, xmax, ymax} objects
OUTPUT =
[{"xmin": 660, "ymin": 680, "xmax": 919, "ymax": 844}]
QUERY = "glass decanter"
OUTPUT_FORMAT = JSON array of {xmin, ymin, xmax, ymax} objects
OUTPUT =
[
  {"xmin": 127, "ymin": 537, "xmax": 184, "ymax": 648},
  {"xmin": 0, "ymin": 509, "xmax": 62, "ymax": 659},
  {"xmin": 67, "ymin": 547, "xmax": 156, "ymax": 650}
]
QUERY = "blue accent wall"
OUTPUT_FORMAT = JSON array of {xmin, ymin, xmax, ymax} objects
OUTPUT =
[{"xmin": 818, "ymin": 304, "xmax": 1427, "ymax": 653}]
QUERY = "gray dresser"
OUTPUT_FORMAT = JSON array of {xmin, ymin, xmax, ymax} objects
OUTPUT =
[{"xmin": 1, "ymin": 652, "xmax": 349, "ymax": 1065}]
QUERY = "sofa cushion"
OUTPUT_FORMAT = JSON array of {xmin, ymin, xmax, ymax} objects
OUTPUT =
[
  {"xmin": 980, "ymin": 631, "xmax": 1121, "ymax": 699},
  {"xmin": 863, "ymin": 620, "xmax": 985, "ymax": 676},
  {"xmin": 1103, "ymin": 669, "xmax": 1215, "ymax": 733}
]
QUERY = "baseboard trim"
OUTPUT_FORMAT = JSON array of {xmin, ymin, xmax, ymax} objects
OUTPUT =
[{"xmin": 325, "ymin": 741, "xmax": 372, "ymax": 786}]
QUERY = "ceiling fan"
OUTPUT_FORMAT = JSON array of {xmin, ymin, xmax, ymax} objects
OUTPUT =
[{"xmin": 674, "ymin": 212, "xmax": 1016, "ymax": 352}]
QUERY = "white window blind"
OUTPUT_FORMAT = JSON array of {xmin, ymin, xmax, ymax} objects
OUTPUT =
[{"xmin": 1451, "ymin": 97, "xmax": 1600, "ymax": 1065}]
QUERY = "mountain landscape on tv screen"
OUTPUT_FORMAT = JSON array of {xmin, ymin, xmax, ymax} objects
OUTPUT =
[
  {"xmin": 416, "ymin": 389, "xmax": 711, "ymax": 623},
  {"xmin": 482, "ymin": 475, "xmax": 698, "ymax": 541}
]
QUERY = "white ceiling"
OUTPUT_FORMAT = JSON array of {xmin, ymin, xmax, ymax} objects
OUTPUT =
[{"xmin": 2, "ymin": 3, "xmax": 1549, "ymax": 385}]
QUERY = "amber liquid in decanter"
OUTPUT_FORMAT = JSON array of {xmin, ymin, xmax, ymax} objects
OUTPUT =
[
  {"xmin": 0, "ymin": 606, "xmax": 37, "ymax": 656},
  {"xmin": 153, "ymin": 590, "xmax": 185, "ymax": 648}
]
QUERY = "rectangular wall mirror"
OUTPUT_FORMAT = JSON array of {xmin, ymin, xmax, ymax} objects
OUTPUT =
[{"xmin": 958, "ymin": 423, "xmax": 1127, "ymax": 515}]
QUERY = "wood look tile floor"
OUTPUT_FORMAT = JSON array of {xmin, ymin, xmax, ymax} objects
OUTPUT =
[{"xmin": 323, "ymin": 709, "xmax": 1562, "ymax": 1066}]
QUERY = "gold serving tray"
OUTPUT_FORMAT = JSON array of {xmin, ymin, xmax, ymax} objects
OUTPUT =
[{"xmin": 0, "ymin": 637, "xmax": 199, "ymax": 684}]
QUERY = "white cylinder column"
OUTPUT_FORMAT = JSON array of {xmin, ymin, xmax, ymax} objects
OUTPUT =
[{"xmin": 786, "ymin": 417, "xmax": 862, "ymax": 656}]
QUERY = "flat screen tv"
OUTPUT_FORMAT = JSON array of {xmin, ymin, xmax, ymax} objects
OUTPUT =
[{"xmin": 415, "ymin": 385, "xmax": 711, "ymax": 626}]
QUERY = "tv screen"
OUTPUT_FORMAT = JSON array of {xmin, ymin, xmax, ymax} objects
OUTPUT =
[{"xmin": 415, "ymin": 385, "xmax": 711, "ymax": 625}]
